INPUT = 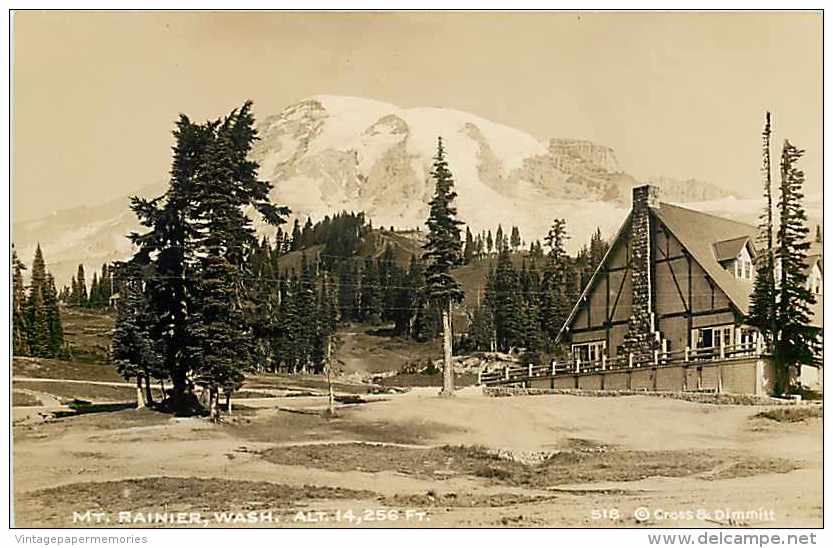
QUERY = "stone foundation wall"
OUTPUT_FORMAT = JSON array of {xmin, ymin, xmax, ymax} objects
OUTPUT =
[
  {"xmin": 656, "ymin": 366, "xmax": 685, "ymax": 391},
  {"xmin": 630, "ymin": 368, "xmax": 655, "ymax": 390},
  {"xmin": 685, "ymin": 368, "xmax": 700, "ymax": 391},
  {"xmin": 578, "ymin": 375, "xmax": 602, "ymax": 390},
  {"xmin": 605, "ymin": 372, "xmax": 630, "ymax": 390},
  {"xmin": 505, "ymin": 357, "xmax": 772, "ymax": 396},
  {"xmin": 554, "ymin": 376, "xmax": 577, "ymax": 389}
]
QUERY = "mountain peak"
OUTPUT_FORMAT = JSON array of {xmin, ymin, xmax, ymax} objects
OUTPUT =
[{"xmin": 15, "ymin": 95, "xmax": 743, "ymax": 286}]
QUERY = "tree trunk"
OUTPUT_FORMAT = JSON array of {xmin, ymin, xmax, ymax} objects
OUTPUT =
[
  {"xmin": 225, "ymin": 391, "xmax": 232, "ymax": 415},
  {"xmin": 326, "ymin": 337, "xmax": 336, "ymax": 416},
  {"xmin": 440, "ymin": 300, "xmax": 455, "ymax": 397},
  {"xmin": 136, "ymin": 377, "xmax": 145, "ymax": 409},
  {"xmin": 143, "ymin": 372, "xmax": 154, "ymax": 405},
  {"xmin": 209, "ymin": 387, "xmax": 219, "ymax": 422},
  {"xmin": 171, "ymin": 368, "xmax": 189, "ymax": 400}
]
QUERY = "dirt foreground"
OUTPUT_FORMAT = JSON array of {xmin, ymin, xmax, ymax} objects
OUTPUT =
[{"xmin": 12, "ymin": 387, "xmax": 822, "ymax": 528}]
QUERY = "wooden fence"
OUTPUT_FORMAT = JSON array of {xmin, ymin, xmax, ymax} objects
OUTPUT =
[{"xmin": 479, "ymin": 341, "xmax": 763, "ymax": 386}]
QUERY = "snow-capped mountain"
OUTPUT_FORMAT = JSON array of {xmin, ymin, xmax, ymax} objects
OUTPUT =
[
  {"xmin": 250, "ymin": 94, "xmax": 732, "ymax": 246},
  {"xmin": 14, "ymin": 95, "xmax": 739, "ymax": 286}
]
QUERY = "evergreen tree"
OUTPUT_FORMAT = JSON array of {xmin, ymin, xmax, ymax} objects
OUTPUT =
[
  {"xmin": 89, "ymin": 272, "xmax": 100, "ymax": 308},
  {"xmin": 70, "ymin": 276, "xmax": 79, "ymax": 306},
  {"xmin": 126, "ymin": 101, "xmax": 288, "ymax": 415},
  {"xmin": 291, "ymin": 218, "xmax": 302, "ymax": 251},
  {"xmin": 491, "ymin": 247, "xmax": 523, "ymax": 350},
  {"xmin": 360, "ymin": 260, "xmax": 383, "ymax": 325},
  {"xmin": 421, "ymin": 137, "xmax": 464, "ymax": 396},
  {"xmin": 26, "ymin": 286, "xmax": 49, "ymax": 357},
  {"xmin": 99, "ymin": 263, "xmax": 113, "ymax": 307},
  {"xmin": 295, "ymin": 255, "xmax": 318, "ymax": 371},
  {"xmin": 541, "ymin": 218, "xmax": 576, "ymax": 350},
  {"xmin": 301, "ymin": 216, "xmax": 314, "ymax": 247},
  {"xmin": 463, "ymin": 227, "xmax": 475, "ymax": 264},
  {"xmin": 12, "ymin": 248, "xmax": 29, "ymax": 356},
  {"xmin": 338, "ymin": 262, "xmax": 358, "ymax": 322},
  {"xmin": 187, "ymin": 101, "xmax": 289, "ymax": 417},
  {"xmin": 749, "ymin": 112, "xmax": 778, "ymax": 351},
  {"xmin": 468, "ymin": 304, "xmax": 495, "ymax": 351},
  {"xmin": 486, "ymin": 230, "xmax": 493, "ymax": 255},
  {"xmin": 391, "ymin": 254, "xmax": 421, "ymax": 335},
  {"xmin": 43, "ymin": 273, "xmax": 64, "ymax": 357},
  {"xmin": 475, "ymin": 233, "xmax": 484, "ymax": 259},
  {"xmin": 26, "ymin": 245, "xmax": 50, "ymax": 356},
  {"xmin": 588, "ymin": 228, "xmax": 609, "ymax": 273},
  {"xmin": 111, "ymin": 263, "xmax": 164, "ymax": 407},
  {"xmin": 510, "ymin": 226, "xmax": 521, "ymax": 252},
  {"xmin": 495, "ymin": 225, "xmax": 505, "ymax": 253},
  {"xmin": 76, "ymin": 264, "xmax": 88, "ymax": 306},
  {"xmin": 128, "ymin": 114, "xmax": 209, "ymax": 409},
  {"xmin": 772, "ymin": 140, "xmax": 818, "ymax": 393}
]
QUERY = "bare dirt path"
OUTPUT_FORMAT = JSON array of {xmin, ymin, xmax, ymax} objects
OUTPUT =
[{"xmin": 12, "ymin": 388, "xmax": 822, "ymax": 528}]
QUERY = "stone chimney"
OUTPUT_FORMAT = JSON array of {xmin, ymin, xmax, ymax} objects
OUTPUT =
[{"xmin": 619, "ymin": 185, "xmax": 661, "ymax": 358}]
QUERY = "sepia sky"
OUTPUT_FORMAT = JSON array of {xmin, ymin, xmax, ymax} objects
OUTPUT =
[{"xmin": 13, "ymin": 11, "xmax": 822, "ymax": 221}]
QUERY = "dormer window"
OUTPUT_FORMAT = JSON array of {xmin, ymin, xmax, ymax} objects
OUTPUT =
[
  {"xmin": 734, "ymin": 252, "xmax": 753, "ymax": 280},
  {"xmin": 713, "ymin": 236, "xmax": 755, "ymax": 281}
]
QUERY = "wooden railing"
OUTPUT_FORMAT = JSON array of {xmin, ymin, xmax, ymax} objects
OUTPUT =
[{"xmin": 479, "ymin": 341, "xmax": 764, "ymax": 386}]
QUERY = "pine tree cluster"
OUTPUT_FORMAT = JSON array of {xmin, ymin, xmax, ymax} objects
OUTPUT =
[
  {"xmin": 463, "ymin": 219, "xmax": 607, "ymax": 359},
  {"xmin": 462, "ymin": 224, "xmax": 539, "ymax": 264},
  {"xmin": 113, "ymin": 101, "xmax": 290, "ymax": 416},
  {"xmin": 60, "ymin": 263, "xmax": 115, "ymax": 308},
  {"xmin": 12, "ymin": 244, "xmax": 66, "ymax": 358},
  {"xmin": 748, "ymin": 115, "xmax": 819, "ymax": 394}
]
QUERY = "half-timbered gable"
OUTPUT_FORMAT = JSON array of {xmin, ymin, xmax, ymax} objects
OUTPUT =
[{"xmin": 560, "ymin": 185, "xmax": 769, "ymax": 361}]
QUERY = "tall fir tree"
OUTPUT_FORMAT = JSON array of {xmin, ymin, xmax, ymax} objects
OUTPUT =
[
  {"xmin": 291, "ymin": 218, "xmax": 302, "ymax": 251},
  {"xmin": 491, "ymin": 246, "xmax": 523, "ymax": 351},
  {"xmin": 421, "ymin": 137, "xmax": 464, "ymax": 396},
  {"xmin": 510, "ymin": 226, "xmax": 522, "ymax": 252},
  {"xmin": 187, "ymin": 101, "xmax": 289, "ymax": 417},
  {"xmin": 111, "ymin": 263, "xmax": 164, "ymax": 407},
  {"xmin": 12, "ymin": 248, "xmax": 29, "ymax": 356},
  {"xmin": 463, "ymin": 227, "xmax": 475, "ymax": 264},
  {"xmin": 360, "ymin": 260, "xmax": 383, "ymax": 325},
  {"xmin": 89, "ymin": 272, "xmax": 100, "ymax": 308},
  {"xmin": 772, "ymin": 140, "xmax": 818, "ymax": 393},
  {"xmin": 43, "ymin": 273, "xmax": 64, "ymax": 357},
  {"xmin": 75, "ymin": 264, "xmax": 88, "ymax": 306},
  {"xmin": 495, "ymin": 225, "xmax": 505, "ymax": 253},
  {"xmin": 541, "ymin": 218, "xmax": 577, "ymax": 351},
  {"xmin": 749, "ymin": 112, "xmax": 778, "ymax": 349},
  {"xmin": 26, "ymin": 245, "xmax": 50, "ymax": 356},
  {"xmin": 126, "ymin": 101, "xmax": 288, "ymax": 415}
]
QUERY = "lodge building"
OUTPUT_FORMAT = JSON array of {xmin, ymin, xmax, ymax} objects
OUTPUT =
[{"xmin": 555, "ymin": 185, "xmax": 822, "ymax": 391}]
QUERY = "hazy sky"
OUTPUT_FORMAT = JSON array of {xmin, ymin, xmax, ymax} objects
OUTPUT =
[{"xmin": 13, "ymin": 11, "xmax": 822, "ymax": 221}]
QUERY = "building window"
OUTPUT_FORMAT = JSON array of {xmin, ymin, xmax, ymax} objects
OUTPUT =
[
  {"xmin": 807, "ymin": 274, "xmax": 821, "ymax": 295},
  {"xmin": 692, "ymin": 325, "xmax": 734, "ymax": 349},
  {"xmin": 572, "ymin": 340, "xmax": 606, "ymax": 363},
  {"xmin": 734, "ymin": 257, "xmax": 752, "ymax": 280}
]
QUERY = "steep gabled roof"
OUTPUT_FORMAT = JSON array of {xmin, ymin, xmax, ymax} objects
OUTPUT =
[
  {"xmin": 713, "ymin": 236, "xmax": 753, "ymax": 263},
  {"xmin": 555, "ymin": 212, "xmax": 632, "ymax": 344},
  {"xmin": 653, "ymin": 203, "xmax": 757, "ymax": 316},
  {"xmin": 557, "ymin": 200, "xmax": 822, "ymax": 343}
]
